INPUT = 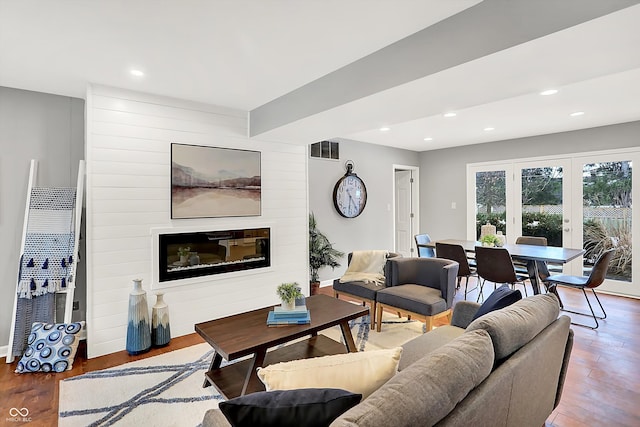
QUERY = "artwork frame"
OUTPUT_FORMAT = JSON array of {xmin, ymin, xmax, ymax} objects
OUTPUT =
[{"xmin": 171, "ymin": 143, "xmax": 261, "ymax": 219}]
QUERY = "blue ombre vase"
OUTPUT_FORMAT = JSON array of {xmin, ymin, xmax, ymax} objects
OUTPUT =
[
  {"xmin": 126, "ymin": 279, "xmax": 151, "ymax": 355},
  {"xmin": 151, "ymin": 292, "xmax": 171, "ymax": 347}
]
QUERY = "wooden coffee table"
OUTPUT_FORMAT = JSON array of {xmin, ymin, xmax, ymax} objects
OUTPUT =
[{"xmin": 195, "ymin": 294, "xmax": 369, "ymax": 399}]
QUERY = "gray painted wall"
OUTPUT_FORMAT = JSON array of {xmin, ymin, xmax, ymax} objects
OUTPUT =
[
  {"xmin": 419, "ymin": 120, "xmax": 640, "ymax": 241},
  {"xmin": 308, "ymin": 138, "xmax": 418, "ymax": 282},
  {"xmin": 0, "ymin": 87, "xmax": 85, "ymax": 351},
  {"xmin": 3, "ymin": 85, "xmax": 637, "ymax": 350}
]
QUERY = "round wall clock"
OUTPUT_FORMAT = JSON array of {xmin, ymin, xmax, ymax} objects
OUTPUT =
[{"xmin": 333, "ymin": 161, "xmax": 367, "ymax": 218}]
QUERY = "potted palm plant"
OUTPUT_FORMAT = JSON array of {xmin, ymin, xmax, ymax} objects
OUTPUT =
[{"xmin": 309, "ymin": 213, "xmax": 344, "ymax": 295}]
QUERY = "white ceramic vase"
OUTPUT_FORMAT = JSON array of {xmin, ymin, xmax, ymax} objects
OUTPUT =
[
  {"xmin": 151, "ymin": 292, "xmax": 171, "ymax": 347},
  {"xmin": 126, "ymin": 279, "xmax": 151, "ymax": 355},
  {"xmin": 188, "ymin": 252, "xmax": 200, "ymax": 266},
  {"xmin": 281, "ymin": 299, "xmax": 296, "ymax": 311}
]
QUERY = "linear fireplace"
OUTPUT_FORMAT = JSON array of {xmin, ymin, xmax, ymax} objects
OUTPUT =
[{"xmin": 157, "ymin": 227, "xmax": 270, "ymax": 283}]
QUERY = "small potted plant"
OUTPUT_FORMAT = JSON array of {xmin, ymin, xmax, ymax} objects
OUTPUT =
[
  {"xmin": 177, "ymin": 247, "xmax": 191, "ymax": 264},
  {"xmin": 480, "ymin": 234, "xmax": 501, "ymax": 247},
  {"xmin": 277, "ymin": 282, "xmax": 303, "ymax": 311}
]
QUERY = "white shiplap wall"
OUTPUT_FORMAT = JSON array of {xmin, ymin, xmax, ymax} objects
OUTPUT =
[{"xmin": 85, "ymin": 85, "xmax": 308, "ymax": 358}]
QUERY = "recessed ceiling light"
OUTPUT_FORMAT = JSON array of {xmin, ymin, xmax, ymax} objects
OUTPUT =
[
  {"xmin": 540, "ymin": 89, "xmax": 558, "ymax": 96},
  {"xmin": 423, "ymin": 137, "xmax": 433, "ymax": 141},
  {"xmin": 130, "ymin": 69, "xmax": 145, "ymax": 77},
  {"xmin": 570, "ymin": 111, "xmax": 585, "ymax": 117},
  {"xmin": 379, "ymin": 127, "xmax": 390, "ymax": 132},
  {"xmin": 484, "ymin": 127, "xmax": 495, "ymax": 131},
  {"xmin": 443, "ymin": 112, "xmax": 457, "ymax": 118}
]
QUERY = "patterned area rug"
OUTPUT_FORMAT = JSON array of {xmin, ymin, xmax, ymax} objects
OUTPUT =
[
  {"xmin": 58, "ymin": 344, "xmax": 219, "ymax": 427},
  {"xmin": 58, "ymin": 314, "xmax": 423, "ymax": 427},
  {"xmin": 321, "ymin": 313, "xmax": 425, "ymax": 352}
]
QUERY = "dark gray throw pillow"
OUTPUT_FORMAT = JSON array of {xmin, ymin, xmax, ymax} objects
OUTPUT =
[
  {"xmin": 471, "ymin": 284, "xmax": 522, "ymax": 321},
  {"xmin": 218, "ymin": 388, "xmax": 362, "ymax": 427}
]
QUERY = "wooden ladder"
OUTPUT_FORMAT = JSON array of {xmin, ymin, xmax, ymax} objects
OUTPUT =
[{"xmin": 5, "ymin": 159, "xmax": 85, "ymax": 363}]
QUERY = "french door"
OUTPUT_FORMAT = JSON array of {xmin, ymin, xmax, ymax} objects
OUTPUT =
[
  {"xmin": 468, "ymin": 149, "xmax": 639, "ymax": 297},
  {"xmin": 570, "ymin": 152, "xmax": 636, "ymax": 294},
  {"xmin": 514, "ymin": 159, "xmax": 572, "ymax": 274}
]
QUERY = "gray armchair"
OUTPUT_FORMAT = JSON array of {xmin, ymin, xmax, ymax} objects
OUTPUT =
[
  {"xmin": 333, "ymin": 252, "xmax": 401, "ymax": 328},
  {"xmin": 376, "ymin": 257, "xmax": 459, "ymax": 332}
]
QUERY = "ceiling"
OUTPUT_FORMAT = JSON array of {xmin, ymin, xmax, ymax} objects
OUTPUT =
[{"xmin": 2, "ymin": 0, "xmax": 640, "ymax": 152}]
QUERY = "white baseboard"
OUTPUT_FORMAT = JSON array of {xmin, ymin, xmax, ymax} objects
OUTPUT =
[
  {"xmin": 0, "ymin": 345, "xmax": 7, "ymax": 359},
  {"xmin": 320, "ymin": 279, "xmax": 336, "ymax": 288}
]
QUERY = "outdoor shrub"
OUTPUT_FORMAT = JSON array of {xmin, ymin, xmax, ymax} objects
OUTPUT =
[
  {"xmin": 522, "ymin": 212, "xmax": 562, "ymax": 246},
  {"xmin": 584, "ymin": 219, "xmax": 632, "ymax": 280},
  {"xmin": 583, "ymin": 220, "xmax": 608, "ymax": 264},
  {"xmin": 476, "ymin": 212, "xmax": 562, "ymax": 246}
]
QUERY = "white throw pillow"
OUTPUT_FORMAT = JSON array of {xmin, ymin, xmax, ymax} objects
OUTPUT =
[{"xmin": 256, "ymin": 347, "xmax": 402, "ymax": 399}]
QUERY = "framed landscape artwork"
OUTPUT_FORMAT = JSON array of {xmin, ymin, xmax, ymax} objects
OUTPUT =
[{"xmin": 171, "ymin": 143, "xmax": 261, "ymax": 219}]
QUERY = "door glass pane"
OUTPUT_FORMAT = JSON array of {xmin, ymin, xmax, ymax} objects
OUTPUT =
[
  {"xmin": 521, "ymin": 167, "xmax": 563, "ymax": 246},
  {"xmin": 582, "ymin": 161, "xmax": 632, "ymax": 282},
  {"xmin": 476, "ymin": 171, "xmax": 506, "ymax": 239}
]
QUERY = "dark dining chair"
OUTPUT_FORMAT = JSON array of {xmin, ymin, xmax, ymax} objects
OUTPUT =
[
  {"xmin": 545, "ymin": 248, "xmax": 615, "ymax": 329},
  {"xmin": 414, "ymin": 234, "xmax": 435, "ymax": 258},
  {"xmin": 514, "ymin": 236, "xmax": 551, "ymax": 291},
  {"xmin": 474, "ymin": 246, "xmax": 530, "ymax": 301},
  {"xmin": 435, "ymin": 242, "xmax": 477, "ymax": 300}
]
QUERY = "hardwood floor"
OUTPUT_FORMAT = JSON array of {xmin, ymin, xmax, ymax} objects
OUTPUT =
[
  {"xmin": 0, "ymin": 333, "xmax": 205, "ymax": 426},
  {"xmin": 545, "ymin": 287, "xmax": 640, "ymax": 427},
  {"xmin": 1, "ymin": 282, "xmax": 638, "ymax": 426},
  {"xmin": 325, "ymin": 282, "xmax": 640, "ymax": 427}
]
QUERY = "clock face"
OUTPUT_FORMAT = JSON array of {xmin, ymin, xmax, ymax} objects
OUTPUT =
[{"xmin": 333, "ymin": 174, "xmax": 367, "ymax": 218}]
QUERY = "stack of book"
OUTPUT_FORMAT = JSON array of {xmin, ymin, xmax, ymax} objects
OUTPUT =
[{"xmin": 267, "ymin": 305, "xmax": 311, "ymax": 326}]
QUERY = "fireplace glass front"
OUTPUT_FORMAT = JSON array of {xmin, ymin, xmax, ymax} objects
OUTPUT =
[{"xmin": 159, "ymin": 228, "xmax": 270, "ymax": 282}]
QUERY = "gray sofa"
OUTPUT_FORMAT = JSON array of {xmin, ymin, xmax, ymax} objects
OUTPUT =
[{"xmin": 203, "ymin": 293, "xmax": 573, "ymax": 427}]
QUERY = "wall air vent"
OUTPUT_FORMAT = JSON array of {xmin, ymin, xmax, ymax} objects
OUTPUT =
[{"xmin": 310, "ymin": 140, "xmax": 339, "ymax": 160}]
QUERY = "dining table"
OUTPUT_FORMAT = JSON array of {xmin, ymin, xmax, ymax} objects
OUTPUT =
[{"xmin": 424, "ymin": 239, "xmax": 585, "ymax": 295}]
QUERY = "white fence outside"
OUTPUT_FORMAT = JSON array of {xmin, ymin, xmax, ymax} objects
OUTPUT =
[{"xmin": 480, "ymin": 205, "xmax": 631, "ymax": 223}]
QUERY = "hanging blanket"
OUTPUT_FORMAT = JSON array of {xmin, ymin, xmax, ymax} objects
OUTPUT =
[
  {"xmin": 11, "ymin": 187, "xmax": 77, "ymax": 357},
  {"xmin": 339, "ymin": 250, "xmax": 388, "ymax": 286},
  {"xmin": 17, "ymin": 187, "xmax": 76, "ymax": 298}
]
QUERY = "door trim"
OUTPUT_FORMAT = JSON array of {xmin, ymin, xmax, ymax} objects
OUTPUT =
[{"xmin": 393, "ymin": 165, "xmax": 419, "ymax": 256}]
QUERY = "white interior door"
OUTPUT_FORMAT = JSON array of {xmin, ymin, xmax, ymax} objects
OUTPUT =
[{"xmin": 394, "ymin": 168, "xmax": 416, "ymax": 257}]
